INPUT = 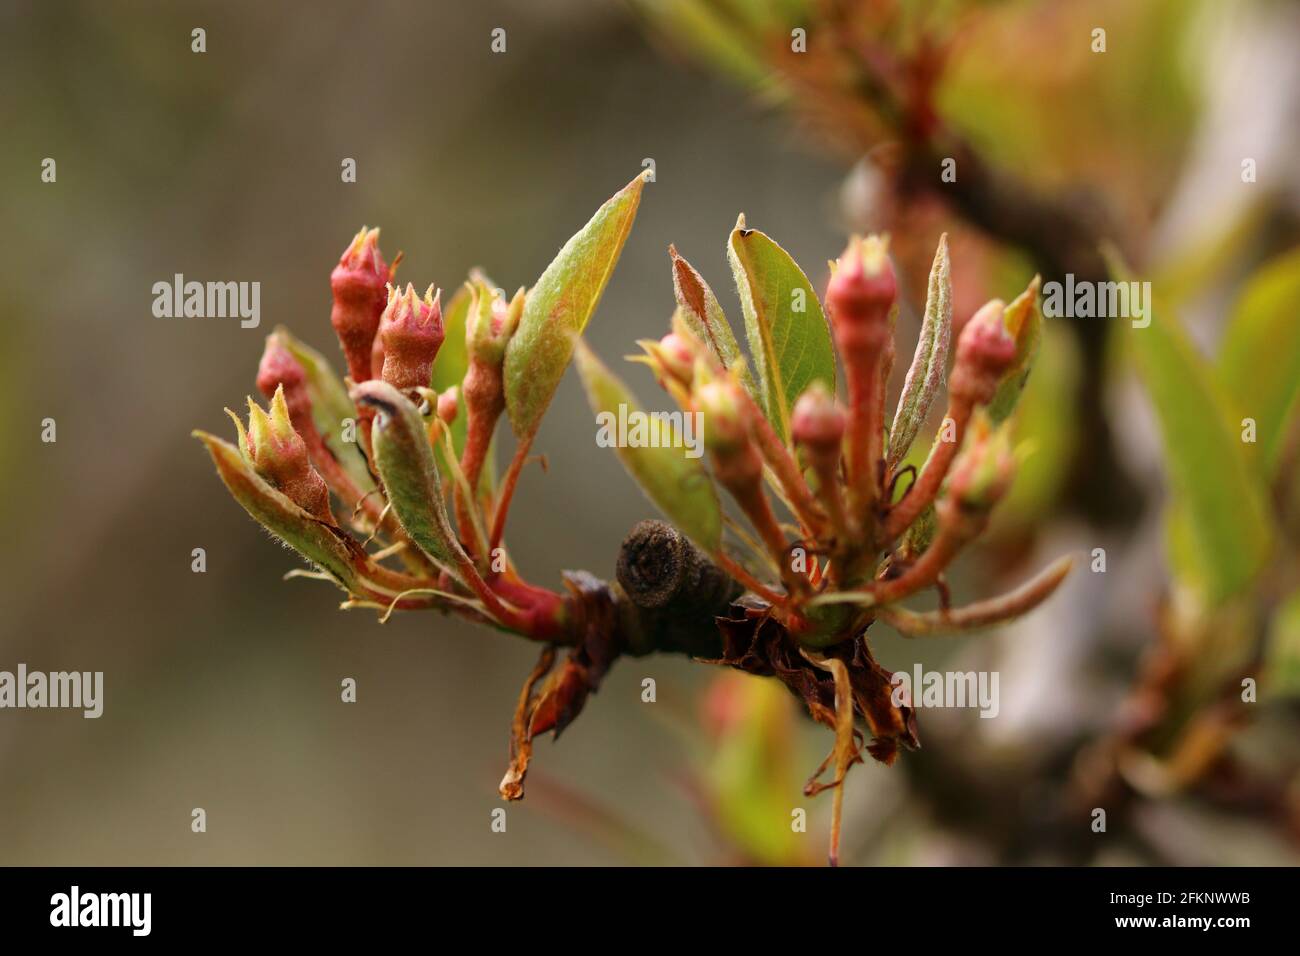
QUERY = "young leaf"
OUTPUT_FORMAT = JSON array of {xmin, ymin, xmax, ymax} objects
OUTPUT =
[
  {"xmin": 504, "ymin": 172, "xmax": 648, "ymax": 444},
  {"xmin": 985, "ymin": 275, "xmax": 1042, "ymax": 423},
  {"xmin": 1217, "ymin": 246, "xmax": 1300, "ymax": 474},
  {"xmin": 193, "ymin": 430, "xmax": 367, "ymax": 593},
  {"xmin": 274, "ymin": 327, "xmax": 374, "ymax": 492},
  {"xmin": 352, "ymin": 380, "xmax": 467, "ymax": 576},
  {"xmin": 1112, "ymin": 253, "xmax": 1272, "ymax": 605},
  {"xmin": 574, "ymin": 340, "xmax": 722, "ymax": 552},
  {"xmin": 1264, "ymin": 590, "xmax": 1300, "ymax": 697},
  {"xmin": 726, "ymin": 216, "xmax": 836, "ymax": 443},
  {"xmin": 432, "ymin": 279, "xmax": 473, "ymax": 460},
  {"xmin": 669, "ymin": 244, "xmax": 756, "ymax": 397},
  {"xmin": 888, "ymin": 234, "xmax": 951, "ymax": 468}
]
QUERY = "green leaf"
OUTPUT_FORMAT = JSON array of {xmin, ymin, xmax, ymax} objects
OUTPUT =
[
  {"xmin": 193, "ymin": 430, "xmax": 367, "ymax": 593},
  {"xmin": 274, "ymin": 328, "xmax": 374, "ymax": 492},
  {"xmin": 889, "ymin": 234, "xmax": 951, "ymax": 468},
  {"xmin": 1217, "ymin": 246, "xmax": 1300, "ymax": 474},
  {"xmin": 704, "ymin": 673, "xmax": 804, "ymax": 866},
  {"xmin": 669, "ymin": 244, "xmax": 757, "ymax": 398},
  {"xmin": 1264, "ymin": 590, "xmax": 1300, "ymax": 698},
  {"xmin": 574, "ymin": 340, "xmax": 722, "ymax": 552},
  {"xmin": 985, "ymin": 275, "xmax": 1043, "ymax": 424},
  {"xmin": 353, "ymin": 380, "xmax": 467, "ymax": 576},
  {"xmin": 1112, "ymin": 252, "xmax": 1272, "ymax": 605},
  {"xmin": 504, "ymin": 172, "xmax": 648, "ymax": 443},
  {"xmin": 726, "ymin": 216, "xmax": 836, "ymax": 443},
  {"xmin": 432, "ymin": 280, "xmax": 472, "ymax": 459}
]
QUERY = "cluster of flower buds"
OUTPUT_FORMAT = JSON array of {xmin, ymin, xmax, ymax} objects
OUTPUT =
[
  {"xmin": 630, "ymin": 230, "xmax": 1059, "ymax": 644},
  {"xmin": 197, "ymin": 186, "xmax": 1067, "ymax": 870}
]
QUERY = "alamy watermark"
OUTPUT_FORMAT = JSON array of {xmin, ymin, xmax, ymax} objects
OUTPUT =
[
  {"xmin": 595, "ymin": 404, "xmax": 704, "ymax": 459},
  {"xmin": 50, "ymin": 886, "xmax": 150, "ymax": 936},
  {"xmin": 1042, "ymin": 274, "xmax": 1150, "ymax": 328},
  {"xmin": 0, "ymin": 664, "xmax": 103, "ymax": 718},
  {"xmin": 152, "ymin": 274, "xmax": 260, "ymax": 328},
  {"xmin": 891, "ymin": 665, "xmax": 999, "ymax": 719}
]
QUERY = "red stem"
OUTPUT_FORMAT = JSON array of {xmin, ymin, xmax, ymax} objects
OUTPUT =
[
  {"xmin": 882, "ymin": 400, "xmax": 971, "ymax": 541},
  {"xmin": 489, "ymin": 437, "xmax": 533, "ymax": 554}
]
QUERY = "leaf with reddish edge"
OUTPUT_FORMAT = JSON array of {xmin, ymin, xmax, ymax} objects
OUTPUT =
[
  {"xmin": 504, "ymin": 171, "xmax": 648, "ymax": 444},
  {"xmin": 669, "ymin": 243, "xmax": 757, "ymax": 398}
]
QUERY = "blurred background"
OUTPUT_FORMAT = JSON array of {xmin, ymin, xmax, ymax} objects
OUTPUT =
[{"xmin": 1, "ymin": 0, "xmax": 1298, "ymax": 865}]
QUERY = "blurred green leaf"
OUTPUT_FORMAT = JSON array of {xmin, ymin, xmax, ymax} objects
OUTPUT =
[
  {"xmin": 985, "ymin": 275, "xmax": 1042, "ymax": 424},
  {"xmin": 889, "ymin": 234, "xmax": 951, "ymax": 467},
  {"xmin": 275, "ymin": 327, "xmax": 374, "ymax": 493},
  {"xmin": 703, "ymin": 672, "xmax": 805, "ymax": 866},
  {"xmin": 504, "ymin": 172, "xmax": 647, "ymax": 443},
  {"xmin": 990, "ymin": 324, "xmax": 1079, "ymax": 536},
  {"xmin": 726, "ymin": 217, "xmax": 836, "ymax": 443},
  {"xmin": 631, "ymin": 0, "xmax": 769, "ymax": 86},
  {"xmin": 432, "ymin": 280, "xmax": 472, "ymax": 458},
  {"xmin": 1217, "ymin": 246, "xmax": 1300, "ymax": 475},
  {"xmin": 353, "ymin": 381, "xmax": 465, "ymax": 577},
  {"xmin": 1113, "ymin": 254, "xmax": 1272, "ymax": 605},
  {"xmin": 1264, "ymin": 590, "xmax": 1300, "ymax": 698},
  {"xmin": 669, "ymin": 244, "xmax": 756, "ymax": 397},
  {"xmin": 574, "ymin": 341, "xmax": 722, "ymax": 552}
]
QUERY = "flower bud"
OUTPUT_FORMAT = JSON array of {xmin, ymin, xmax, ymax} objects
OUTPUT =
[
  {"xmin": 330, "ymin": 226, "xmax": 393, "ymax": 384},
  {"xmin": 826, "ymin": 235, "xmax": 896, "ymax": 356},
  {"xmin": 239, "ymin": 386, "xmax": 331, "ymax": 520},
  {"xmin": 637, "ymin": 323, "xmax": 699, "ymax": 397},
  {"xmin": 658, "ymin": 332, "xmax": 698, "ymax": 384},
  {"xmin": 380, "ymin": 283, "xmax": 444, "ymax": 392},
  {"xmin": 695, "ymin": 379, "xmax": 748, "ymax": 454},
  {"xmin": 791, "ymin": 382, "xmax": 845, "ymax": 459},
  {"xmin": 255, "ymin": 334, "xmax": 312, "ymax": 433},
  {"xmin": 949, "ymin": 299, "xmax": 1016, "ymax": 406},
  {"xmin": 942, "ymin": 412, "xmax": 1016, "ymax": 516},
  {"xmin": 467, "ymin": 279, "xmax": 522, "ymax": 367},
  {"xmin": 436, "ymin": 385, "xmax": 459, "ymax": 425}
]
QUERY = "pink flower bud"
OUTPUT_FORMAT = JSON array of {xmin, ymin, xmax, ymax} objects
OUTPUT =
[
  {"xmin": 695, "ymin": 378, "xmax": 750, "ymax": 457},
  {"xmin": 242, "ymin": 386, "xmax": 331, "ymax": 520},
  {"xmin": 380, "ymin": 283, "xmax": 444, "ymax": 392},
  {"xmin": 256, "ymin": 335, "xmax": 312, "ymax": 433},
  {"xmin": 330, "ymin": 226, "xmax": 392, "ymax": 384},
  {"xmin": 942, "ymin": 412, "xmax": 1016, "ymax": 516},
  {"xmin": 656, "ymin": 332, "xmax": 697, "ymax": 385},
  {"xmin": 949, "ymin": 299, "xmax": 1016, "ymax": 406},
  {"xmin": 791, "ymin": 382, "xmax": 844, "ymax": 457},
  {"xmin": 826, "ymin": 235, "xmax": 896, "ymax": 356}
]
